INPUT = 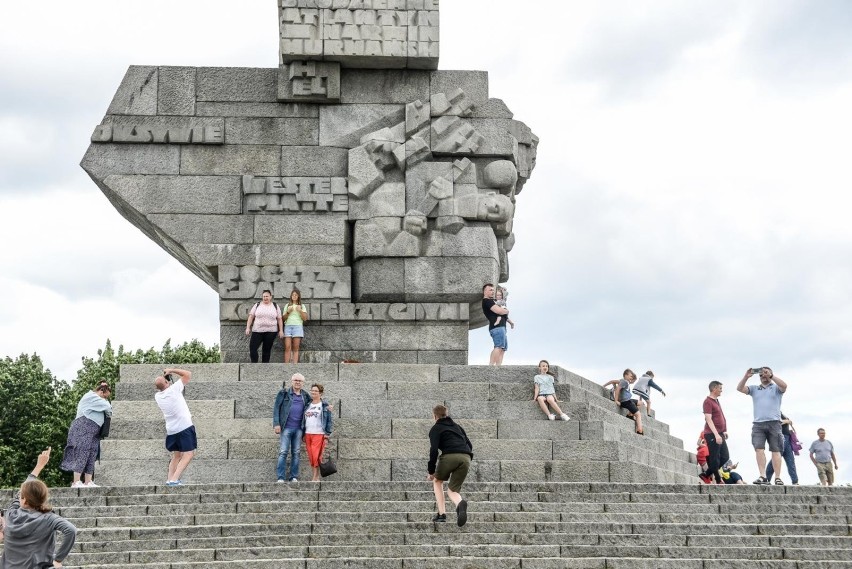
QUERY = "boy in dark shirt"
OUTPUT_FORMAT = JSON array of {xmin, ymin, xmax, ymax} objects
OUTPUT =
[{"xmin": 427, "ymin": 404, "xmax": 473, "ymax": 527}]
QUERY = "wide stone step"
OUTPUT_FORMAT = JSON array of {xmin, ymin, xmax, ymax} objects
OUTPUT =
[
  {"xmin": 70, "ymin": 531, "xmax": 852, "ymax": 553},
  {"xmin": 94, "ymin": 457, "xmax": 698, "ymax": 486},
  {"xmin": 108, "ymin": 397, "xmax": 677, "ymax": 442},
  {"xmin": 18, "ymin": 480, "xmax": 850, "ymax": 499},
  {"xmin": 108, "ymin": 418, "xmax": 689, "ymax": 464},
  {"xmin": 97, "ymin": 434, "xmax": 699, "ymax": 482},
  {"xmin": 60, "ymin": 541, "xmax": 852, "ymax": 567},
  {"xmin": 59, "ymin": 505, "xmax": 852, "ymax": 530},
  {"xmin": 65, "ymin": 521, "xmax": 852, "ymax": 549},
  {"xmin": 64, "ymin": 559, "xmax": 852, "ymax": 569},
  {"xmin": 45, "ymin": 486, "xmax": 852, "ymax": 511},
  {"xmin": 101, "ymin": 437, "xmax": 558, "ymax": 461},
  {"xmin": 111, "ymin": 399, "xmax": 235, "ymax": 420},
  {"xmin": 117, "ymin": 380, "xmax": 582, "ymax": 402},
  {"xmin": 118, "ymin": 362, "xmax": 453, "ymax": 384}
]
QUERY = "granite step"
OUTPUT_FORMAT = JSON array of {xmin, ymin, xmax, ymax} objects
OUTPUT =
[
  {"xmin": 68, "ymin": 530, "xmax": 851, "ymax": 553},
  {"xmin": 7, "ymin": 481, "xmax": 851, "ymax": 568},
  {"xmin": 63, "ymin": 560, "xmax": 852, "ymax": 569}
]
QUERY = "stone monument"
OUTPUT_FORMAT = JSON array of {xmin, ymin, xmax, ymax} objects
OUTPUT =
[{"xmin": 82, "ymin": 0, "xmax": 538, "ymax": 364}]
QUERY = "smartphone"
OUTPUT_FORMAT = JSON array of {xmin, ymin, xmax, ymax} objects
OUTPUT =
[{"xmin": 750, "ymin": 368, "xmax": 762, "ymax": 374}]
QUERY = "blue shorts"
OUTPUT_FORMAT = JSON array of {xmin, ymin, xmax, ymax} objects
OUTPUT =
[
  {"xmin": 284, "ymin": 325, "xmax": 304, "ymax": 338},
  {"xmin": 165, "ymin": 425, "xmax": 197, "ymax": 453},
  {"xmin": 489, "ymin": 326, "xmax": 508, "ymax": 350}
]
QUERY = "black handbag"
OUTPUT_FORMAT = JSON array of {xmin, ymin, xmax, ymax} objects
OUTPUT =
[
  {"xmin": 319, "ymin": 439, "xmax": 337, "ymax": 478},
  {"xmin": 99, "ymin": 415, "xmax": 111, "ymax": 439}
]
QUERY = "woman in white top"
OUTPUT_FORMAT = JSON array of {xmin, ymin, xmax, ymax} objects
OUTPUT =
[
  {"xmin": 59, "ymin": 382, "xmax": 112, "ymax": 487},
  {"xmin": 244, "ymin": 290, "xmax": 284, "ymax": 363},
  {"xmin": 302, "ymin": 383, "xmax": 333, "ymax": 482}
]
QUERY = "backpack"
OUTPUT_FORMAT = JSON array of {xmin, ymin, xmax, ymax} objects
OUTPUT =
[{"xmin": 253, "ymin": 301, "xmax": 279, "ymax": 314}]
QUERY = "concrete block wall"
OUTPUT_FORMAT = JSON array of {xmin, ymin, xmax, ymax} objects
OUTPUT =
[{"xmin": 96, "ymin": 363, "xmax": 698, "ymax": 486}]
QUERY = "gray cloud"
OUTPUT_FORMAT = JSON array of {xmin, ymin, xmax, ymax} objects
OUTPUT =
[
  {"xmin": 1, "ymin": 1, "xmax": 850, "ymax": 480},
  {"xmin": 740, "ymin": 0, "xmax": 852, "ymax": 87},
  {"xmin": 558, "ymin": 1, "xmax": 737, "ymax": 98}
]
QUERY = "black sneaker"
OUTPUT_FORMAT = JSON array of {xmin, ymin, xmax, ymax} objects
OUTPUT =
[
  {"xmin": 456, "ymin": 499, "xmax": 468, "ymax": 527},
  {"xmin": 432, "ymin": 513, "xmax": 446, "ymax": 523}
]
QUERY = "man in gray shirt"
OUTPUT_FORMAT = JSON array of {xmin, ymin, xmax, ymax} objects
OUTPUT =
[
  {"xmin": 809, "ymin": 428, "xmax": 839, "ymax": 486},
  {"xmin": 736, "ymin": 366, "xmax": 787, "ymax": 485},
  {"xmin": 1, "ymin": 447, "xmax": 77, "ymax": 568}
]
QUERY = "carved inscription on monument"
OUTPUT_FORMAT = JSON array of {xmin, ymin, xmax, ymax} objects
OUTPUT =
[
  {"xmin": 278, "ymin": 61, "xmax": 341, "ymax": 103},
  {"xmin": 242, "ymin": 176, "xmax": 348, "ymax": 213},
  {"xmin": 91, "ymin": 123, "xmax": 224, "ymax": 144},
  {"xmin": 279, "ymin": 0, "xmax": 439, "ymax": 68},
  {"xmin": 218, "ymin": 265, "xmax": 351, "ymax": 299},
  {"xmin": 221, "ymin": 300, "xmax": 468, "ymax": 321}
]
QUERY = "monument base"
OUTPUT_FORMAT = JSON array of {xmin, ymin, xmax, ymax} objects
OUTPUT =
[{"xmin": 99, "ymin": 363, "xmax": 697, "ymax": 486}]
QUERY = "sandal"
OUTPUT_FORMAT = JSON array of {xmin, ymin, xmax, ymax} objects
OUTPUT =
[
  {"xmin": 752, "ymin": 476, "xmax": 769, "ymax": 485},
  {"xmin": 774, "ymin": 478, "xmax": 784, "ymax": 485}
]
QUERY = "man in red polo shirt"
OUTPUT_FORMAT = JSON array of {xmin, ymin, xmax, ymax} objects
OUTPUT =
[{"xmin": 701, "ymin": 380, "xmax": 728, "ymax": 484}]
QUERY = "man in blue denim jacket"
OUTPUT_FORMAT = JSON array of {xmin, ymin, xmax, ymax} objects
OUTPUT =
[{"xmin": 273, "ymin": 373, "xmax": 311, "ymax": 482}]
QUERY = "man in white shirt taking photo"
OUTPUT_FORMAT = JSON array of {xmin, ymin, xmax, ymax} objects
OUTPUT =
[{"xmin": 154, "ymin": 368, "xmax": 196, "ymax": 487}]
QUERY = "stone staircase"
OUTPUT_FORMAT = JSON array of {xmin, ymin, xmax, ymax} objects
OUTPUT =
[
  {"xmin": 96, "ymin": 363, "xmax": 698, "ymax": 485},
  {"xmin": 4, "ymin": 363, "xmax": 851, "ymax": 567},
  {"xmin": 2, "ymin": 482, "xmax": 851, "ymax": 568}
]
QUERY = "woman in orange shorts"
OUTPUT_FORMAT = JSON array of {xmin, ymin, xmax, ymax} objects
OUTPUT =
[{"xmin": 302, "ymin": 383, "xmax": 333, "ymax": 481}]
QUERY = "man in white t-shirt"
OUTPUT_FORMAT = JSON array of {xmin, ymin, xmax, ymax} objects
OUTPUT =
[{"xmin": 154, "ymin": 368, "xmax": 196, "ymax": 486}]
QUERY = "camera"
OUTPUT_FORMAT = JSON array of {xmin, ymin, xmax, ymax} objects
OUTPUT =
[{"xmin": 164, "ymin": 372, "xmax": 175, "ymax": 383}]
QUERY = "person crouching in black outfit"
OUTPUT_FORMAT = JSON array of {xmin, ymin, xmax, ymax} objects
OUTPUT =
[{"xmin": 427, "ymin": 404, "xmax": 473, "ymax": 527}]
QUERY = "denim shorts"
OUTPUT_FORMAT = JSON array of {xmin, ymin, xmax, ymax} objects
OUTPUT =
[
  {"xmin": 284, "ymin": 325, "xmax": 304, "ymax": 338},
  {"xmin": 489, "ymin": 326, "xmax": 508, "ymax": 350}
]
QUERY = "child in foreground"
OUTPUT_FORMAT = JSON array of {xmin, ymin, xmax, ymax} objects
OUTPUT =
[{"xmin": 492, "ymin": 286, "xmax": 514, "ymax": 328}]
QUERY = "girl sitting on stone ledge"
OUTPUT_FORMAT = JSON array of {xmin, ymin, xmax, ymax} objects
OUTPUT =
[{"xmin": 533, "ymin": 360, "xmax": 570, "ymax": 421}]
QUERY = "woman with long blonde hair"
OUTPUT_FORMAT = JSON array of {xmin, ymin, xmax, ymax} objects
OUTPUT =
[{"xmin": 283, "ymin": 288, "xmax": 308, "ymax": 363}]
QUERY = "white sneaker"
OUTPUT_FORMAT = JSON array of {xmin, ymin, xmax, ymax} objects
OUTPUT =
[
  {"xmin": 548, "ymin": 414, "xmax": 556, "ymax": 421},
  {"xmin": 276, "ymin": 479, "xmax": 286, "ymax": 484},
  {"xmin": 71, "ymin": 481, "xmax": 85, "ymax": 488},
  {"xmin": 560, "ymin": 413, "xmax": 570, "ymax": 421},
  {"xmin": 290, "ymin": 477, "xmax": 299, "ymax": 483},
  {"xmin": 84, "ymin": 481, "xmax": 100, "ymax": 487}
]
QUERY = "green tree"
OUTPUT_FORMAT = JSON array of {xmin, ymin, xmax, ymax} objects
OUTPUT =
[
  {"xmin": 1, "ymin": 339, "xmax": 219, "ymax": 488},
  {"xmin": 69, "ymin": 339, "xmax": 221, "ymax": 402},
  {"xmin": 0, "ymin": 354, "xmax": 73, "ymax": 488}
]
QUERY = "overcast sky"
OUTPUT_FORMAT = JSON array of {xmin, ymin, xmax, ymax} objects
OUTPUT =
[{"xmin": 1, "ymin": 1, "xmax": 849, "ymax": 485}]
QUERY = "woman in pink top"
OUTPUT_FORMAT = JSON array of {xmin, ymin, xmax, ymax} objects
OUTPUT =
[{"xmin": 245, "ymin": 290, "xmax": 283, "ymax": 363}]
